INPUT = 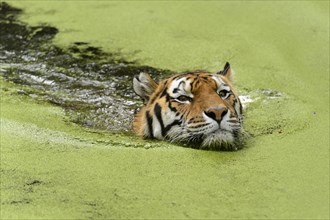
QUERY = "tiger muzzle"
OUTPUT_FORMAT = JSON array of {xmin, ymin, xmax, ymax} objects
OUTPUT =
[{"xmin": 204, "ymin": 106, "xmax": 228, "ymax": 124}]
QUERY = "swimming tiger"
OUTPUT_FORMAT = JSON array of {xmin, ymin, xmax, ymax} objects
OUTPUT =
[{"xmin": 133, "ymin": 62, "xmax": 244, "ymax": 150}]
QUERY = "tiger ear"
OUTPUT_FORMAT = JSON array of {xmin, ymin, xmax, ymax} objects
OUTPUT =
[
  {"xmin": 217, "ymin": 62, "xmax": 233, "ymax": 81},
  {"xmin": 133, "ymin": 72, "xmax": 158, "ymax": 103}
]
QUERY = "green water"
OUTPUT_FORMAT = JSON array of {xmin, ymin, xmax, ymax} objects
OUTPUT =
[{"xmin": 1, "ymin": 1, "xmax": 329, "ymax": 219}]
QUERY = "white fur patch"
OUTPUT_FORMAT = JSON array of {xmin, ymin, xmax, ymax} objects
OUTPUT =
[
  {"xmin": 168, "ymin": 78, "xmax": 193, "ymax": 98},
  {"xmin": 152, "ymin": 114, "xmax": 163, "ymax": 139}
]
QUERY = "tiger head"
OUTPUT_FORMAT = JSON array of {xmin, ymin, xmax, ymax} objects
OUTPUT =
[{"xmin": 133, "ymin": 62, "xmax": 244, "ymax": 150}]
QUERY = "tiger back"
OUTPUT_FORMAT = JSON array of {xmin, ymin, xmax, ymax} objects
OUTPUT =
[{"xmin": 133, "ymin": 62, "xmax": 244, "ymax": 150}]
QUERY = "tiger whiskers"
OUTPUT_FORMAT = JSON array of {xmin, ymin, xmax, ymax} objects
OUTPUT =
[{"xmin": 132, "ymin": 62, "xmax": 247, "ymax": 151}]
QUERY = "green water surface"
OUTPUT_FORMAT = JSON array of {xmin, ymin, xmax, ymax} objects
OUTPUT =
[{"xmin": 1, "ymin": 1, "xmax": 329, "ymax": 219}]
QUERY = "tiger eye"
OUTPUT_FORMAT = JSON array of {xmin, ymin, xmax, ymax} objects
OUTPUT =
[
  {"xmin": 177, "ymin": 95, "xmax": 191, "ymax": 102},
  {"xmin": 219, "ymin": 90, "xmax": 229, "ymax": 98},
  {"xmin": 133, "ymin": 62, "xmax": 244, "ymax": 150}
]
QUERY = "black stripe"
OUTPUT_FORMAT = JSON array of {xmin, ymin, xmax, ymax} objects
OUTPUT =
[
  {"xmin": 168, "ymin": 98, "xmax": 177, "ymax": 112},
  {"xmin": 165, "ymin": 93, "xmax": 170, "ymax": 102},
  {"xmin": 233, "ymin": 129, "xmax": 240, "ymax": 139},
  {"xmin": 163, "ymin": 80, "xmax": 168, "ymax": 86},
  {"xmin": 148, "ymin": 88, "xmax": 163, "ymax": 105},
  {"xmin": 190, "ymin": 82, "xmax": 194, "ymax": 91},
  {"xmin": 159, "ymin": 88, "xmax": 168, "ymax": 98},
  {"xmin": 154, "ymin": 103, "xmax": 166, "ymax": 137},
  {"xmin": 171, "ymin": 74, "xmax": 186, "ymax": 81},
  {"xmin": 154, "ymin": 102, "xmax": 182, "ymax": 137},
  {"xmin": 164, "ymin": 120, "xmax": 181, "ymax": 135},
  {"xmin": 233, "ymin": 98, "xmax": 239, "ymax": 117},
  {"xmin": 238, "ymin": 98, "xmax": 243, "ymax": 115},
  {"xmin": 178, "ymin": 80, "xmax": 185, "ymax": 89},
  {"xmin": 150, "ymin": 86, "xmax": 168, "ymax": 104},
  {"xmin": 134, "ymin": 74, "xmax": 141, "ymax": 82},
  {"xmin": 146, "ymin": 111, "xmax": 154, "ymax": 138}
]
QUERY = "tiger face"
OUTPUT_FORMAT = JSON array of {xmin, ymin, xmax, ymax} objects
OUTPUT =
[{"xmin": 133, "ymin": 62, "xmax": 244, "ymax": 150}]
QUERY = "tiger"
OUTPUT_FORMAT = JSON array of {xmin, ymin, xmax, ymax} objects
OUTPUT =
[{"xmin": 133, "ymin": 62, "xmax": 244, "ymax": 150}]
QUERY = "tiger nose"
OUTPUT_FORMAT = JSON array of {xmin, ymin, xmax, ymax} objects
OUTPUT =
[{"xmin": 204, "ymin": 107, "xmax": 228, "ymax": 123}]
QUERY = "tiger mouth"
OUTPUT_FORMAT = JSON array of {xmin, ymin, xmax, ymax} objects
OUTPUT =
[
  {"xmin": 208, "ymin": 128, "xmax": 233, "ymax": 135},
  {"xmin": 177, "ymin": 128, "xmax": 240, "ymax": 150},
  {"xmin": 202, "ymin": 126, "xmax": 236, "ymax": 138},
  {"xmin": 204, "ymin": 128, "xmax": 244, "ymax": 150},
  {"xmin": 204, "ymin": 129, "xmax": 235, "ymax": 141},
  {"xmin": 132, "ymin": 63, "xmax": 245, "ymax": 151}
]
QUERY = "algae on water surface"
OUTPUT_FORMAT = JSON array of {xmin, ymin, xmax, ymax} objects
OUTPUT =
[
  {"xmin": 0, "ymin": 2, "xmax": 293, "ymax": 139},
  {"xmin": 1, "ymin": 1, "xmax": 329, "ymax": 219},
  {"xmin": 0, "ymin": 2, "xmax": 172, "ymax": 132}
]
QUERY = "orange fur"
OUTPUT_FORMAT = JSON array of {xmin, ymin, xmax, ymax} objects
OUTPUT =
[{"xmin": 132, "ymin": 63, "xmax": 244, "ymax": 150}]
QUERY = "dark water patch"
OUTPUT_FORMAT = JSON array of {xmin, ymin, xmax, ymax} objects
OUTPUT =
[
  {"xmin": 10, "ymin": 199, "xmax": 32, "ymax": 205},
  {"xmin": 25, "ymin": 180, "xmax": 43, "ymax": 186},
  {"xmin": 0, "ymin": 2, "xmax": 172, "ymax": 132},
  {"xmin": 0, "ymin": 2, "xmax": 297, "ymax": 139}
]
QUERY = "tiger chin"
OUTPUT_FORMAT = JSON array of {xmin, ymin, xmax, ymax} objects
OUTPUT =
[{"xmin": 133, "ymin": 62, "xmax": 245, "ymax": 151}]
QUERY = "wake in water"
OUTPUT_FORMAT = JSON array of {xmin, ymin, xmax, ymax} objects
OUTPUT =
[{"xmin": 0, "ymin": 2, "xmax": 171, "ymax": 132}]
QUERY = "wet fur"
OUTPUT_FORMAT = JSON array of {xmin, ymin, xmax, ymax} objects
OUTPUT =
[{"xmin": 133, "ymin": 63, "xmax": 244, "ymax": 150}]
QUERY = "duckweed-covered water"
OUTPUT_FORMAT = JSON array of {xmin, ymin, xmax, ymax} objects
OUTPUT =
[
  {"xmin": 1, "ymin": 1, "xmax": 329, "ymax": 219},
  {"xmin": 0, "ymin": 2, "xmax": 172, "ymax": 131},
  {"xmin": 0, "ymin": 2, "xmax": 291, "ymax": 137}
]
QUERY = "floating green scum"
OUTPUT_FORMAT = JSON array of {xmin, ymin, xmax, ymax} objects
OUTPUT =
[{"xmin": 1, "ymin": 1, "xmax": 329, "ymax": 219}]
